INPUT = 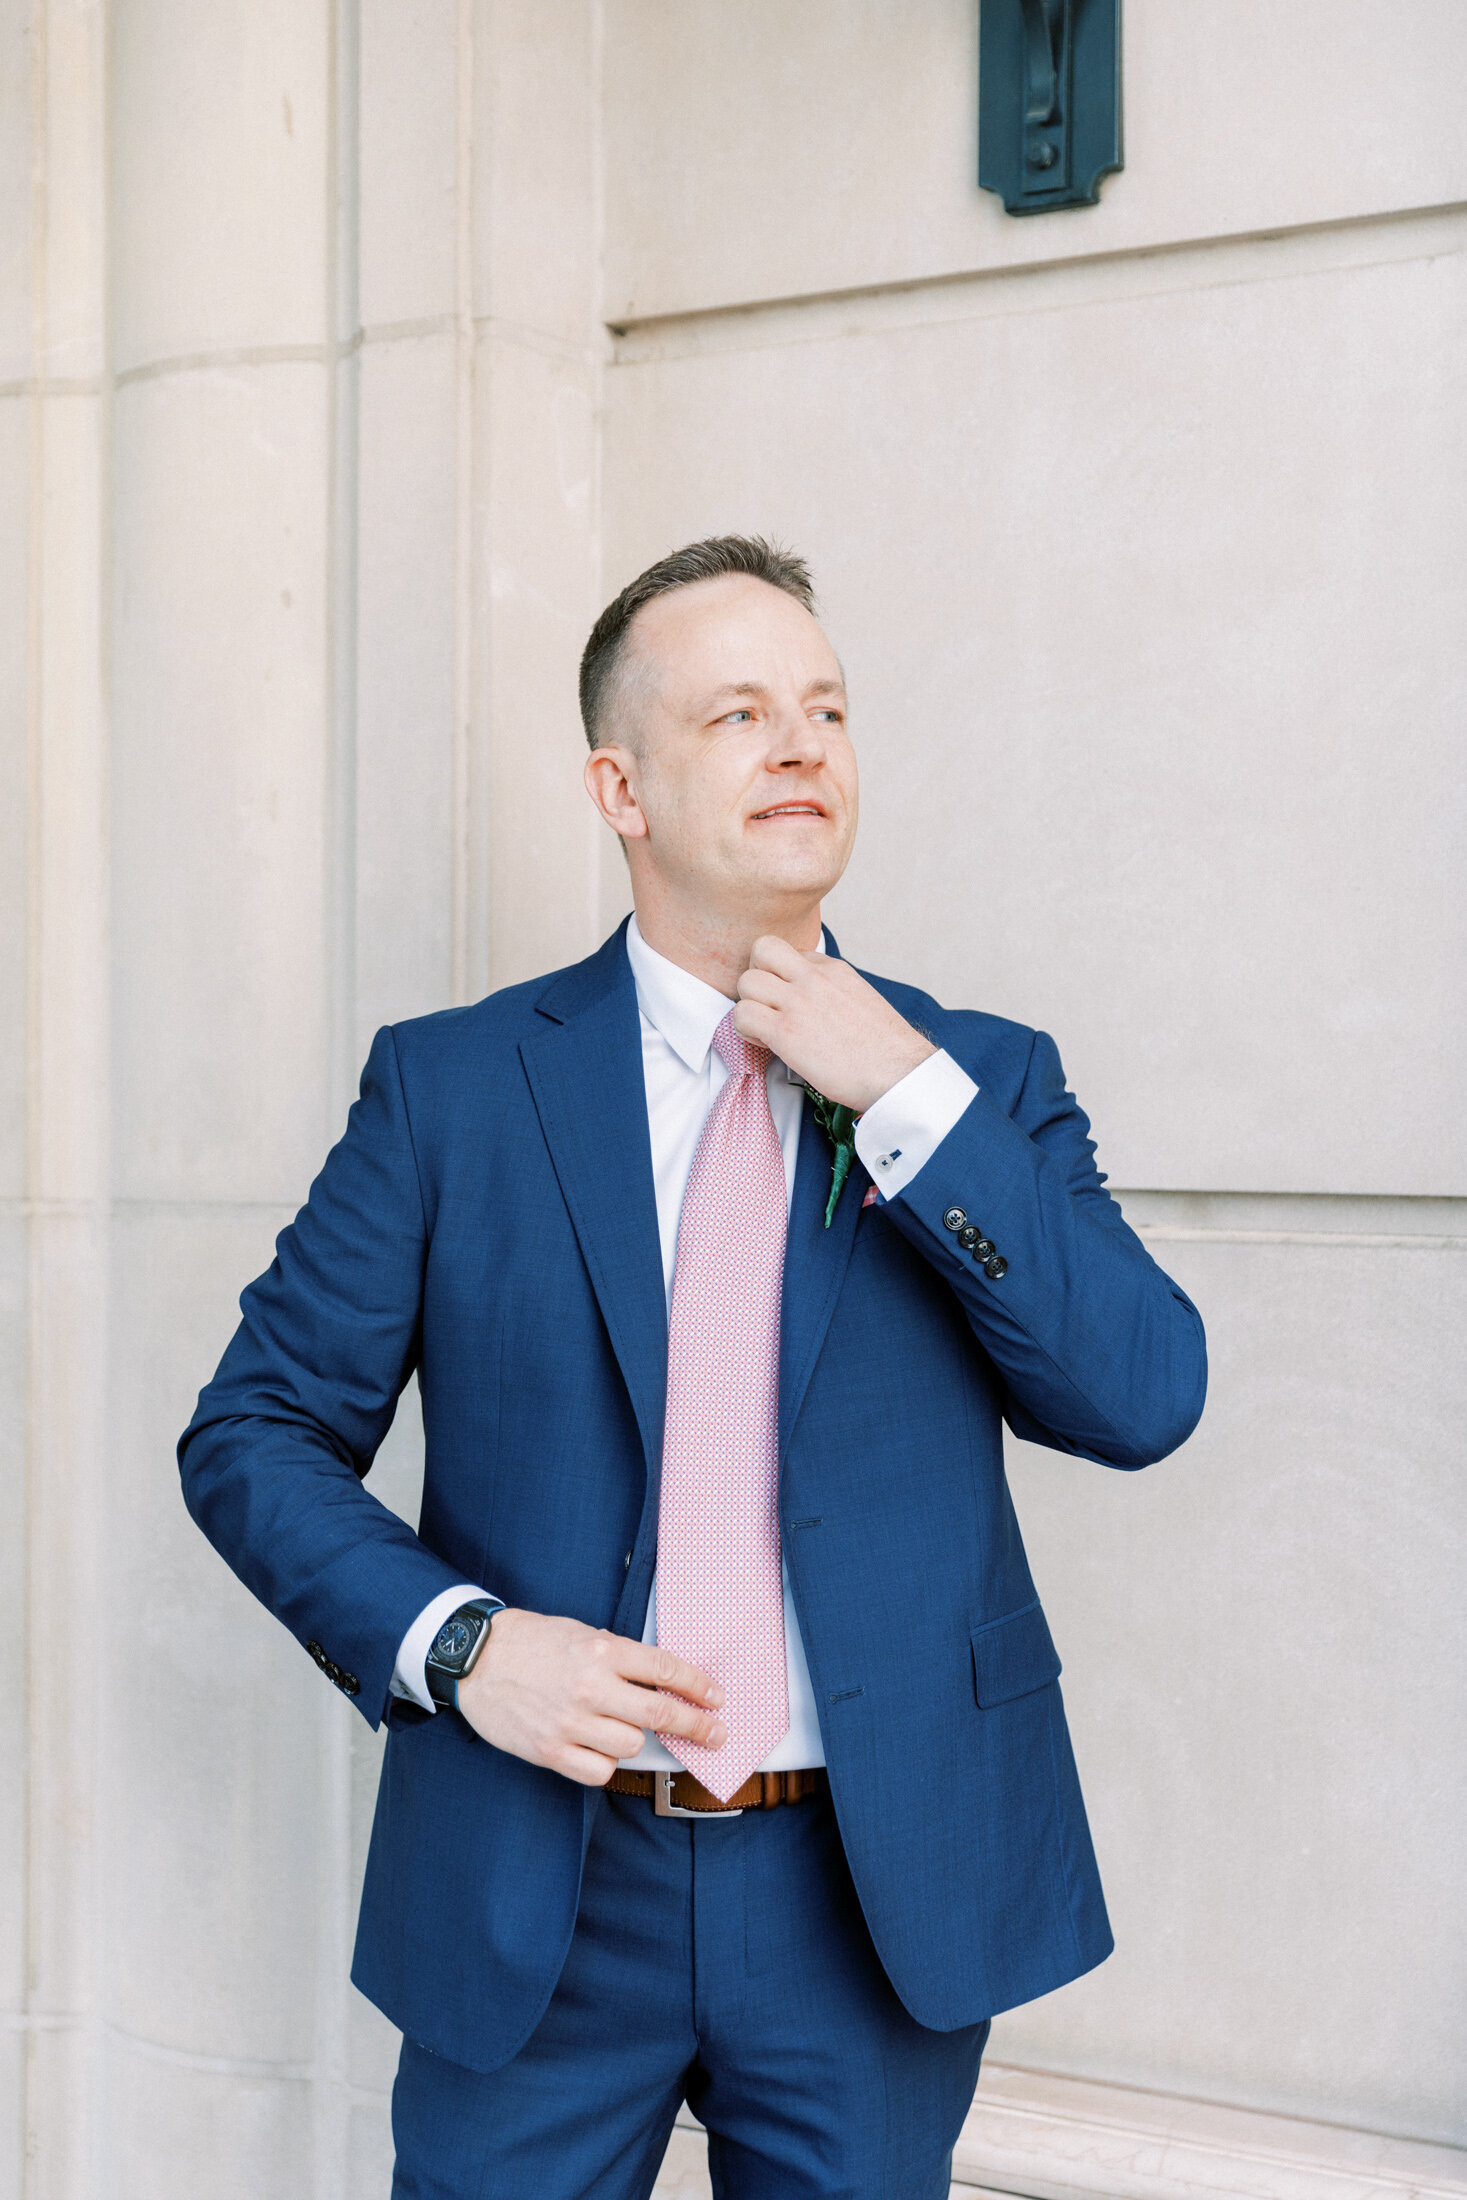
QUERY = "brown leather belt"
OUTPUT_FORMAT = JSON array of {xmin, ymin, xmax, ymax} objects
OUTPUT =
[{"xmin": 608, "ymin": 1766, "xmax": 827, "ymax": 1817}]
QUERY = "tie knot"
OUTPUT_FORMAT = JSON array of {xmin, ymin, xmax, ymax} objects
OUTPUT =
[{"xmin": 713, "ymin": 1009, "xmax": 770, "ymax": 1080}]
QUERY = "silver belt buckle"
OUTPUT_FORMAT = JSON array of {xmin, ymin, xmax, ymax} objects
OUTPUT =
[{"xmin": 653, "ymin": 1771, "xmax": 742, "ymax": 1820}]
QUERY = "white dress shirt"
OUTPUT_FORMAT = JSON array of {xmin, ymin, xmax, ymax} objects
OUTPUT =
[{"xmin": 391, "ymin": 916, "xmax": 979, "ymax": 1773}]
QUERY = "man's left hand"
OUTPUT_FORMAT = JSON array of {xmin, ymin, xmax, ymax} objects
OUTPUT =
[{"xmin": 732, "ymin": 935, "xmax": 935, "ymax": 1114}]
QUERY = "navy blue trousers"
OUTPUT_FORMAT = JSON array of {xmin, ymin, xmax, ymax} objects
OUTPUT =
[{"xmin": 390, "ymin": 1787, "xmax": 988, "ymax": 2199}]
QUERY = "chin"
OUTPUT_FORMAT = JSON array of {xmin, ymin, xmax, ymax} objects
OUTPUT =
[
  {"xmin": 731, "ymin": 820, "xmax": 851, "ymax": 905},
  {"xmin": 754, "ymin": 853, "xmax": 845, "ymax": 903}
]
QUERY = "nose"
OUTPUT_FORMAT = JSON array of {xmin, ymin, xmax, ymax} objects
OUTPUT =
[{"xmin": 766, "ymin": 698, "xmax": 826, "ymax": 768}]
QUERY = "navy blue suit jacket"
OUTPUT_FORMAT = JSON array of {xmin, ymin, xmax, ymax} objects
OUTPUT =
[{"xmin": 180, "ymin": 921, "xmax": 1206, "ymax": 2072}]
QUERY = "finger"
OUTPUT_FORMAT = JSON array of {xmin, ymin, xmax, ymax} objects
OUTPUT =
[
  {"xmin": 734, "ymin": 968, "xmax": 787, "ymax": 1008},
  {"xmin": 748, "ymin": 934, "xmax": 807, "ymax": 977},
  {"xmin": 645, "ymin": 1695, "xmax": 728, "ymax": 1749},
  {"xmin": 609, "ymin": 1680, "xmax": 727, "ymax": 1749},
  {"xmin": 618, "ymin": 1639, "xmax": 724, "ymax": 1707},
  {"xmin": 555, "ymin": 1744, "xmax": 621, "ymax": 1788},
  {"xmin": 571, "ymin": 1713, "xmax": 653, "ymax": 1761},
  {"xmin": 730, "ymin": 1000, "xmax": 780, "ymax": 1048}
]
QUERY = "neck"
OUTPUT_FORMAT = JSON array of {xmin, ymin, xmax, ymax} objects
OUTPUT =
[{"xmin": 630, "ymin": 890, "xmax": 823, "ymax": 997}]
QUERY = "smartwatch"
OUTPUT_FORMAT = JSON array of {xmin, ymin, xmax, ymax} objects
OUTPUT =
[{"xmin": 424, "ymin": 1597, "xmax": 505, "ymax": 1710}]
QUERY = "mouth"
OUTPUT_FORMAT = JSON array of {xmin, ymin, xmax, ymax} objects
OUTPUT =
[{"xmin": 750, "ymin": 801, "xmax": 827, "ymax": 822}]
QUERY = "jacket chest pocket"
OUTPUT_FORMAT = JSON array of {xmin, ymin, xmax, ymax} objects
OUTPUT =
[{"xmin": 971, "ymin": 1600, "xmax": 1061, "ymax": 1707}]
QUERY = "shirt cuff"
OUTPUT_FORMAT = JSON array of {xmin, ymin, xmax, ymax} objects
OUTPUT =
[
  {"xmin": 391, "ymin": 1583, "xmax": 492, "ymax": 1713},
  {"xmin": 854, "ymin": 1048, "xmax": 979, "ymax": 1203}
]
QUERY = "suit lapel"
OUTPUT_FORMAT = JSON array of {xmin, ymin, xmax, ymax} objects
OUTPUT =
[
  {"xmin": 778, "ymin": 923, "xmax": 866, "ymax": 1463},
  {"xmin": 519, "ymin": 927, "xmax": 669, "ymax": 1478},
  {"xmin": 778, "ymin": 1088, "xmax": 865, "ymax": 1465}
]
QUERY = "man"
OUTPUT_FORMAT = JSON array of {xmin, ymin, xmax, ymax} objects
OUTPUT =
[{"xmin": 180, "ymin": 536, "xmax": 1206, "ymax": 2199}]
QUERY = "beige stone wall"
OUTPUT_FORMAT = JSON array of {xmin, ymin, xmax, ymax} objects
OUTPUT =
[{"xmin": 3, "ymin": 4, "xmax": 1464, "ymax": 2195}]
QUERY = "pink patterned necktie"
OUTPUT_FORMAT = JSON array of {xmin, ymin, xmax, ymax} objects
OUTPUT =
[{"xmin": 655, "ymin": 1009, "xmax": 790, "ymax": 1801}]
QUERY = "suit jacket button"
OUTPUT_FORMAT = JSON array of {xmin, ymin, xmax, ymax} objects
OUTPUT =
[
  {"xmin": 341, "ymin": 1673, "xmax": 360, "ymax": 1696},
  {"xmin": 307, "ymin": 1640, "xmax": 326, "ymax": 1667},
  {"xmin": 942, "ymin": 1207, "xmax": 967, "ymax": 1232},
  {"xmin": 974, "ymin": 1238, "xmax": 994, "ymax": 1260},
  {"xmin": 984, "ymin": 1254, "xmax": 1008, "ymax": 1280},
  {"xmin": 957, "ymin": 1224, "xmax": 980, "ymax": 1251}
]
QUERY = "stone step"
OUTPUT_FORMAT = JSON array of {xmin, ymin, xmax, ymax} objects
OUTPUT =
[{"xmin": 653, "ymin": 2068, "xmax": 1467, "ymax": 2200}]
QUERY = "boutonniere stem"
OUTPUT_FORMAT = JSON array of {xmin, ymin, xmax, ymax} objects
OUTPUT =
[{"xmin": 808, "ymin": 1090, "xmax": 859, "ymax": 1228}]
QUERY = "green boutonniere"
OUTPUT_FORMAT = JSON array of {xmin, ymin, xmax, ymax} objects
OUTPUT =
[{"xmin": 807, "ymin": 1089, "xmax": 860, "ymax": 1228}]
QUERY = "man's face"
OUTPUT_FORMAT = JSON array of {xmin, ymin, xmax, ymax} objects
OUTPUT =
[{"xmin": 611, "ymin": 574, "xmax": 859, "ymax": 918}]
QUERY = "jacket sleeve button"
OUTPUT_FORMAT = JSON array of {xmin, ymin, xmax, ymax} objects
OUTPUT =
[
  {"xmin": 973, "ymin": 1238, "xmax": 994, "ymax": 1260},
  {"xmin": 984, "ymin": 1254, "xmax": 1008, "ymax": 1280},
  {"xmin": 942, "ymin": 1207, "xmax": 967, "ymax": 1232},
  {"xmin": 957, "ymin": 1224, "xmax": 980, "ymax": 1251}
]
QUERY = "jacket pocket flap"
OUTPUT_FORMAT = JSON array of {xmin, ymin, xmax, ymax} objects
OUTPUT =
[{"xmin": 971, "ymin": 1601, "xmax": 1061, "ymax": 1707}]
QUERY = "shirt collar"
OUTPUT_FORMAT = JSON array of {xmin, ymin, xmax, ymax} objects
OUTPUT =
[{"xmin": 625, "ymin": 912, "xmax": 824, "ymax": 1078}]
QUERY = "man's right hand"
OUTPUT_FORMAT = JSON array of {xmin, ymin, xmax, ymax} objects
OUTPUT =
[{"xmin": 454, "ymin": 1608, "xmax": 727, "ymax": 1787}]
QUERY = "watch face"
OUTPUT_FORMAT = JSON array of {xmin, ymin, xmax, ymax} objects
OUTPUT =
[{"xmin": 433, "ymin": 1617, "xmax": 476, "ymax": 1667}]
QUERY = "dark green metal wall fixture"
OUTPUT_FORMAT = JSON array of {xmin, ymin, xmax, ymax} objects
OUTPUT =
[{"xmin": 978, "ymin": 0, "xmax": 1122, "ymax": 215}]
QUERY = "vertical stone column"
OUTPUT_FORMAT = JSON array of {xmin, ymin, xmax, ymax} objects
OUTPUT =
[
  {"xmin": 470, "ymin": 0, "xmax": 604, "ymax": 995},
  {"xmin": 5, "ymin": 3, "xmax": 110, "ymax": 2193},
  {"xmin": 104, "ymin": 2, "xmax": 340, "ymax": 2190}
]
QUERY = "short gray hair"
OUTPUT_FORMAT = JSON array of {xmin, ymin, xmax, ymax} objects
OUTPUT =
[{"xmin": 578, "ymin": 535, "xmax": 816, "ymax": 750}]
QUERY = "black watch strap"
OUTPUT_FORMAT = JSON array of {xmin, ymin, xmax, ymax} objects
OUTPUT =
[{"xmin": 424, "ymin": 1597, "xmax": 505, "ymax": 1709}]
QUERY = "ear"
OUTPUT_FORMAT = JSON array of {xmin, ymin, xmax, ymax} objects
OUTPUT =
[{"xmin": 584, "ymin": 744, "xmax": 649, "ymax": 842}]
